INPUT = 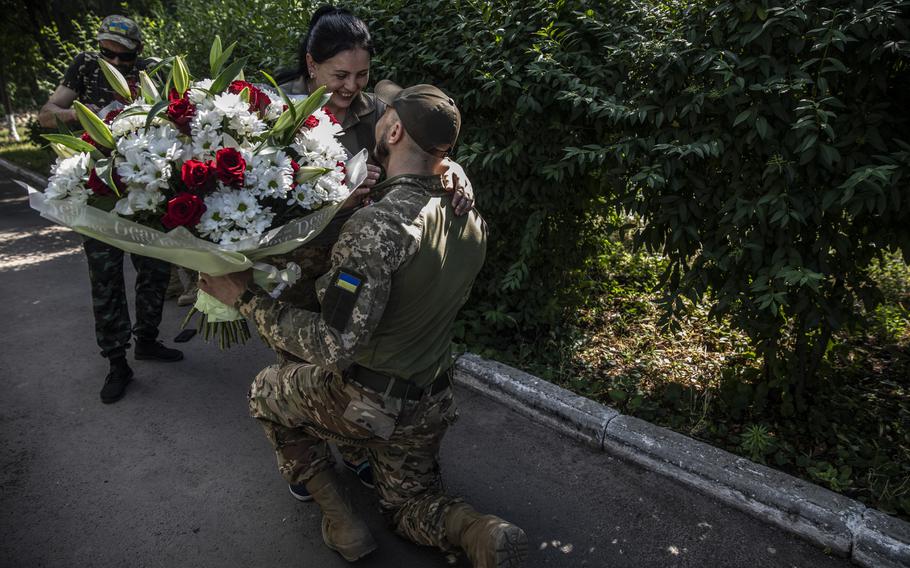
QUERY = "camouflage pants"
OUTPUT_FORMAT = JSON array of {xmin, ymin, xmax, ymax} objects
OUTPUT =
[
  {"xmin": 83, "ymin": 237, "xmax": 171, "ymax": 358},
  {"xmin": 249, "ymin": 363, "xmax": 461, "ymax": 550},
  {"xmin": 269, "ymin": 241, "xmax": 369, "ymax": 468}
]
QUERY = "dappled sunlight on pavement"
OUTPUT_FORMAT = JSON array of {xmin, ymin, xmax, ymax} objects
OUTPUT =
[{"xmin": 0, "ymin": 225, "xmax": 81, "ymax": 271}]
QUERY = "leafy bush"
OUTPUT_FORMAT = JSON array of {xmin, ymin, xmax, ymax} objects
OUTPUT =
[{"xmin": 529, "ymin": 0, "xmax": 910, "ymax": 404}]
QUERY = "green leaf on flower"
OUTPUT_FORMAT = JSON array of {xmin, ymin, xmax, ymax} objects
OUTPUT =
[
  {"xmin": 209, "ymin": 57, "xmax": 247, "ymax": 95},
  {"xmin": 145, "ymin": 99, "xmax": 170, "ymax": 129},
  {"xmin": 98, "ymin": 58, "xmax": 133, "ymax": 102},
  {"xmin": 42, "ymin": 133, "xmax": 100, "ymax": 157},
  {"xmin": 49, "ymin": 142, "xmax": 78, "ymax": 159},
  {"xmin": 146, "ymin": 56, "xmax": 176, "ymax": 78},
  {"xmin": 94, "ymin": 157, "xmax": 121, "ymax": 198},
  {"xmin": 139, "ymin": 71, "xmax": 159, "ymax": 103},
  {"xmin": 73, "ymin": 101, "xmax": 115, "ymax": 149},
  {"xmin": 273, "ymin": 87, "xmax": 331, "ymax": 146},
  {"xmin": 209, "ymin": 35, "xmax": 223, "ymax": 77},
  {"xmin": 260, "ymin": 70, "xmax": 295, "ymax": 122},
  {"xmin": 171, "ymin": 56, "xmax": 191, "ymax": 95},
  {"xmin": 295, "ymin": 166, "xmax": 331, "ymax": 184}
]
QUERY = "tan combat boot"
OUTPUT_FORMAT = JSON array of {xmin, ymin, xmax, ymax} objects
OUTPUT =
[
  {"xmin": 445, "ymin": 502, "xmax": 528, "ymax": 568},
  {"xmin": 305, "ymin": 469, "xmax": 377, "ymax": 562}
]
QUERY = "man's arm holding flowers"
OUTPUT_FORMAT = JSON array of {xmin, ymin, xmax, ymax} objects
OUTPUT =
[{"xmin": 201, "ymin": 206, "xmax": 417, "ymax": 373}]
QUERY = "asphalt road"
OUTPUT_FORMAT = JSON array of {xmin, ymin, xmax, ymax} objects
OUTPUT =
[{"xmin": 0, "ymin": 174, "xmax": 851, "ymax": 567}]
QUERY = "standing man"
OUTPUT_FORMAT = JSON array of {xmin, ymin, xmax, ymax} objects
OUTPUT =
[
  {"xmin": 200, "ymin": 81, "xmax": 527, "ymax": 566},
  {"xmin": 39, "ymin": 16, "xmax": 183, "ymax": 404}
]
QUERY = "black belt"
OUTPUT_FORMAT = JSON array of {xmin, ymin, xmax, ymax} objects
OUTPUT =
[{"xmin": 347, "ymin": 364, "xmax": 452, "ymax": 400}]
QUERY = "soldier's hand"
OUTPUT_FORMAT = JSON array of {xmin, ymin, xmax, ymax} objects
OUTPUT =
[
  {"xmin": 198, "ymin": 269, "xmax": 253, "ymax": 306},
  {"xmin": 441, "ymin": 159, "xmax": 475, "ymax": 216}
]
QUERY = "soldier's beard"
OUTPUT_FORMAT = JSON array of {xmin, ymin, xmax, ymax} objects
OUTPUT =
[{"xmin": 374, "ymin": 135, "xmax": 390, "ymax": 170}]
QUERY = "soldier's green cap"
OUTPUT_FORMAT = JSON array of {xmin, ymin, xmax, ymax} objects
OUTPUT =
[
  {"xmin": 97, "ymin": 15, "xmax": 142, "ymax": 50},
  {"xmin": 375, "ymin": 80, "xmax": 461, "ymax": 156}
]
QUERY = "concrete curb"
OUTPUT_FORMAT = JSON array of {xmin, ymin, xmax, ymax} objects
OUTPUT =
[
  {"xmin": 454, "ymin": 352, "xmax": 910, "ymax": 567},
  {"xmin": 0, "ymin": 156, "xmax": 47, "ymax": 187}
]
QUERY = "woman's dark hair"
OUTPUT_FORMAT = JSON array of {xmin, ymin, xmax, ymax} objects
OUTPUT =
[{"xmin": 298, "ymin": 5, "xmax": 374, "ymax": 75}]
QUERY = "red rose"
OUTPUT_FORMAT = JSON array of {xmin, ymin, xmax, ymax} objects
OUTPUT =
[
  {"xmin": 104, "ymin": 108, "xmax": 123, "ymax": 124},
  {"xmin": 322, "ymin": 106, "xmax": 340, "ymax": 125},
  {"xmin": 303, "ymin": 115, "xmax": 319, "ymax": 129},
  {"xmin": 181, "ymin": 159, "xmax": 214, "ymax": 193},
  {"xmin": 167, "ymin": 95, "xmax": 195, "ymax": 135},
  {"xmin": 168, "ymin": 88, "xmax": 189, "ymax": 102},
  {"xmin": 214, "ymin": 147, "xmax": 246, "ymax": 186},
  {"xmin": 80, "ymin": 132, "xmax": 97, "ymax": 147},
  {"xmin": 161, "ymin": 193, "xmax": 206, "ymax": 229},
  {"xmin": 87, "ymin": 169, "xmax": 113, "ymax": 196},
  {"xmin": 228, "ymin": 80, "xmax": 271, "ymax": 113}
]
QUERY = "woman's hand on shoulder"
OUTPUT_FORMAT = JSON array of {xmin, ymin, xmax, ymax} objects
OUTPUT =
[{"xmin": 441, "ymin": 158, "xmax": 474, "ymax": 216}]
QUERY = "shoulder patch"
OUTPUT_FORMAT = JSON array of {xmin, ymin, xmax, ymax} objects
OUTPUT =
[
  {"xmin": 323, "ymin": 270, "xmax": 365, "ymax": 332},
  {"xmin": 335, "ymin": 271, "xmax": 362, "ymax": 293}
]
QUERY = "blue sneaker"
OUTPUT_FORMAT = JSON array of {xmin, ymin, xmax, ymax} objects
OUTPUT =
[
  {"xmin": 344, "ymin": 459, "xmax": 375, "ymax": 489},
  {"xmin": 288, "ymin": 482, "xmax": 313, "ymax": 502}
]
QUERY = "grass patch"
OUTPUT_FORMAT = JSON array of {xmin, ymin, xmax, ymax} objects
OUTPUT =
[
  {"xmin": 0, "ymin": 113, "xmax": 54, "ymax": 177},
  {"xmin": 479, "ymin": 241, "xmax": 910, "ymax": 520}
]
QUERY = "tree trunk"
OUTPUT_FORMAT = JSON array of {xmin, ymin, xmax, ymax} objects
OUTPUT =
[{"xmin": 0, "ymin": 63, "xmax": 19, "ymax": 142}]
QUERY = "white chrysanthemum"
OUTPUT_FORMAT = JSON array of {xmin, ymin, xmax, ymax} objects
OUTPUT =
[
  {"xmin": 221, "ymin": 189, "xmax": 260, "ymax": 223},
  {"xmin": 197, "ymin": 193, "xmax": 230, "ymax": 238},
  {"xmin": 113, "ymin": 187, "xmax": 164, "ymax": 216},
  {"xmin": 256, "ymin": 167, "xmax": 293, "ymax": 199},
  {"xmin": 246, "ymin": 150, "xmax": 293, "ymax": 199},
  {"xmin": 111, "ymin": 112, "xmax": 152, "ymax": 137},
  {"xmin": 287, "ymin": 182, "xmax": 327, "ymax": 210},
  {"xmin": 192, "ymin": 108, "xmax": 222, "ymax": 132},
  {"xmin": 146, "ymin": 127, "xmax": 183, "ymax": 162},
  {"xmin": 46, "ymin": 152, "xmax": 91, "ymax": 202},
  {"xmin": 115, "ymin": 129, "xmax": 144, "ymax": 155},
  {"xmin": 191, "ymin": 125, "xmax": 222, "ymax": 158},
  {"xmin": 188, "ymin": 79, "xmax": 214, "ymax": 104},
  {"xmin": 239, "ymin": 210, "xmax": 274, "ymax": 236},
  {"xmin": 116, "ymin": 148, "xmax": 151, "ymax": 184},
  {"xmin": 211, "ymin": 92, "xmax": 248, "ymax": 118},
  {"xmin": 228, "ymin": 112, "xmax": 267, "ymax": 139}
]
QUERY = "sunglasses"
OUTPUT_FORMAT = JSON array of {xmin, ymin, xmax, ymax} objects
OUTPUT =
[{"xmin": 99, "ymin": 46, "xmax": 138, "ymax": 62}]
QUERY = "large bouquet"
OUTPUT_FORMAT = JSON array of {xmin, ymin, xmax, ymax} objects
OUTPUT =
[{"xmin": 25, "ymin": 38, "xmax": 367, "ymax": 347}]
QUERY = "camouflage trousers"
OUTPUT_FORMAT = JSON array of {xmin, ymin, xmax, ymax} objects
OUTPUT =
[
  {"xmin": 249, "ymin": 363, "xmax": 461, "ymax": 550},
  {"xmin": 83, "ymin": 237, "xmax": 171, "ymax": 358}
]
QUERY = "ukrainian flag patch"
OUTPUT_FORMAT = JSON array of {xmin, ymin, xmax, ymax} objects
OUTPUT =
[{"xmin": 336, "ymin": 272, "xmax": 361, "ymax": 293}]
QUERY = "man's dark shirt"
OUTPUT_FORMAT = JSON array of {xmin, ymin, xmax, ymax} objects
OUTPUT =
[{"xmin": 61, "ymin": 51, "xmax": 152, "ymax": 107}]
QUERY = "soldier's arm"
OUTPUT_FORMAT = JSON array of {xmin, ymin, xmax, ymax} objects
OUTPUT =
[
  {"xmin": 38, "ymin": 85, "xmax": 79, "ymax": 128},
  {"xmin": 239, "ymin": 207, "xmax": 418, "ymax": 372}
]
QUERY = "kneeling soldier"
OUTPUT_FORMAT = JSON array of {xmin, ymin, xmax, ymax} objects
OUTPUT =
[{"xmin": 200, "ymin": 80, "xmax": 526, "ymax": 566}]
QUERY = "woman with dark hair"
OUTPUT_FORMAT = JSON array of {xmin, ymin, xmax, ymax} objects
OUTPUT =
[
  {"xmin": 279, "ymin": 5, "xmax": 472, "ymax": 207},
  {"xmin": 280, "ymin": 5, "xmax": 380, "ymax": 170},
  {"xmin": 268, "ymin": 5, "xmax": 474, "ymax": 504}
]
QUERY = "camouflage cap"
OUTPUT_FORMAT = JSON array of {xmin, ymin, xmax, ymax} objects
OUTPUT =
[
  {"xmin": 97, "ymin": 15, "xmax": 142, "ymax": 50},
  {"xmin": 375, "ymin": 80, "xmax": 461, "ymax": 156}
]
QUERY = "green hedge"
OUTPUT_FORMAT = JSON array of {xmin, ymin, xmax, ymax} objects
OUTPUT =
[{"xmin": 37, "ymin": 0, "xmax": 910, "ymax": 400}]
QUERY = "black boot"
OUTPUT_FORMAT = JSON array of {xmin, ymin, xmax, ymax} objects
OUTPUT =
[
  {"xmin": 135, "ymin": 340, "xmax": 184, "ymax": 362},
  {"xmin": 100, "ymin": 357, "xmax": 134, "ymax": 404}
]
